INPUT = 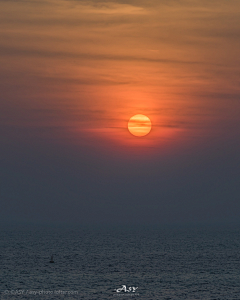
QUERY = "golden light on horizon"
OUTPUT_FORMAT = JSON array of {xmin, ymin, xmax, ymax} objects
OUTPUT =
[{"xmin": 128, "ymin": 114, "xmax": 151, "ymax": 137}]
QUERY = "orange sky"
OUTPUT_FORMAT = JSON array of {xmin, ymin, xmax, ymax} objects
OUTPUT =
[{"xmin": 1, "ymin": 0, "xmax": 240, "ymax": 156}]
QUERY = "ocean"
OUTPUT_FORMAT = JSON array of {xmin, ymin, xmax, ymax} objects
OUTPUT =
[{"xmin": 0, "ymin": 224, "xmax": 240, "ymax": 299}]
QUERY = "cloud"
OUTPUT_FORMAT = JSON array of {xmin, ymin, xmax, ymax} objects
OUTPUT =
[{"xmin": 0, "ymin": 45, "xmax": 206, "ymax": 65}]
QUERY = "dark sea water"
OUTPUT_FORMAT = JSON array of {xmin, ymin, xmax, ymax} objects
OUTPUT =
[{"xmin": 1, "ymin": 224, "xmax": 240, "ymax": 300}]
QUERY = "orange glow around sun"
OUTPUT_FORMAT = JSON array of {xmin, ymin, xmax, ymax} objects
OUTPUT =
[{"xmin": 128, "ymin": 114, "xmax": 151, "ymax": 137}]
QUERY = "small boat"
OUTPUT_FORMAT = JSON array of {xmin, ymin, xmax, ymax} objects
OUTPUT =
[{"xmin": 49, "ymin": 255, "xmax": 54, "ymax": 263}]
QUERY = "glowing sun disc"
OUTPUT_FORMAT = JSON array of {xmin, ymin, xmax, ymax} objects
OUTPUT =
[{"xmin": 128, "ymin": 114, "xmax": 151, "ymax": 137}]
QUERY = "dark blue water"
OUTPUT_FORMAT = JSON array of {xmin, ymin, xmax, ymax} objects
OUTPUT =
[{"xmin": 1, "ymin": 225, "xmax": 240, "ymax": 299}]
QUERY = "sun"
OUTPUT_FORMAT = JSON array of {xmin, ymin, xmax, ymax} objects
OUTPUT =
[{"xmin": 128, "ymin": 114, "xmax": 152, "ymax": 137}]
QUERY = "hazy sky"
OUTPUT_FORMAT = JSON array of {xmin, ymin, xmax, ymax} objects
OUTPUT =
[{"xmin": 1, "ymin": 0, "xmax": 240, "ymax": 225}]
